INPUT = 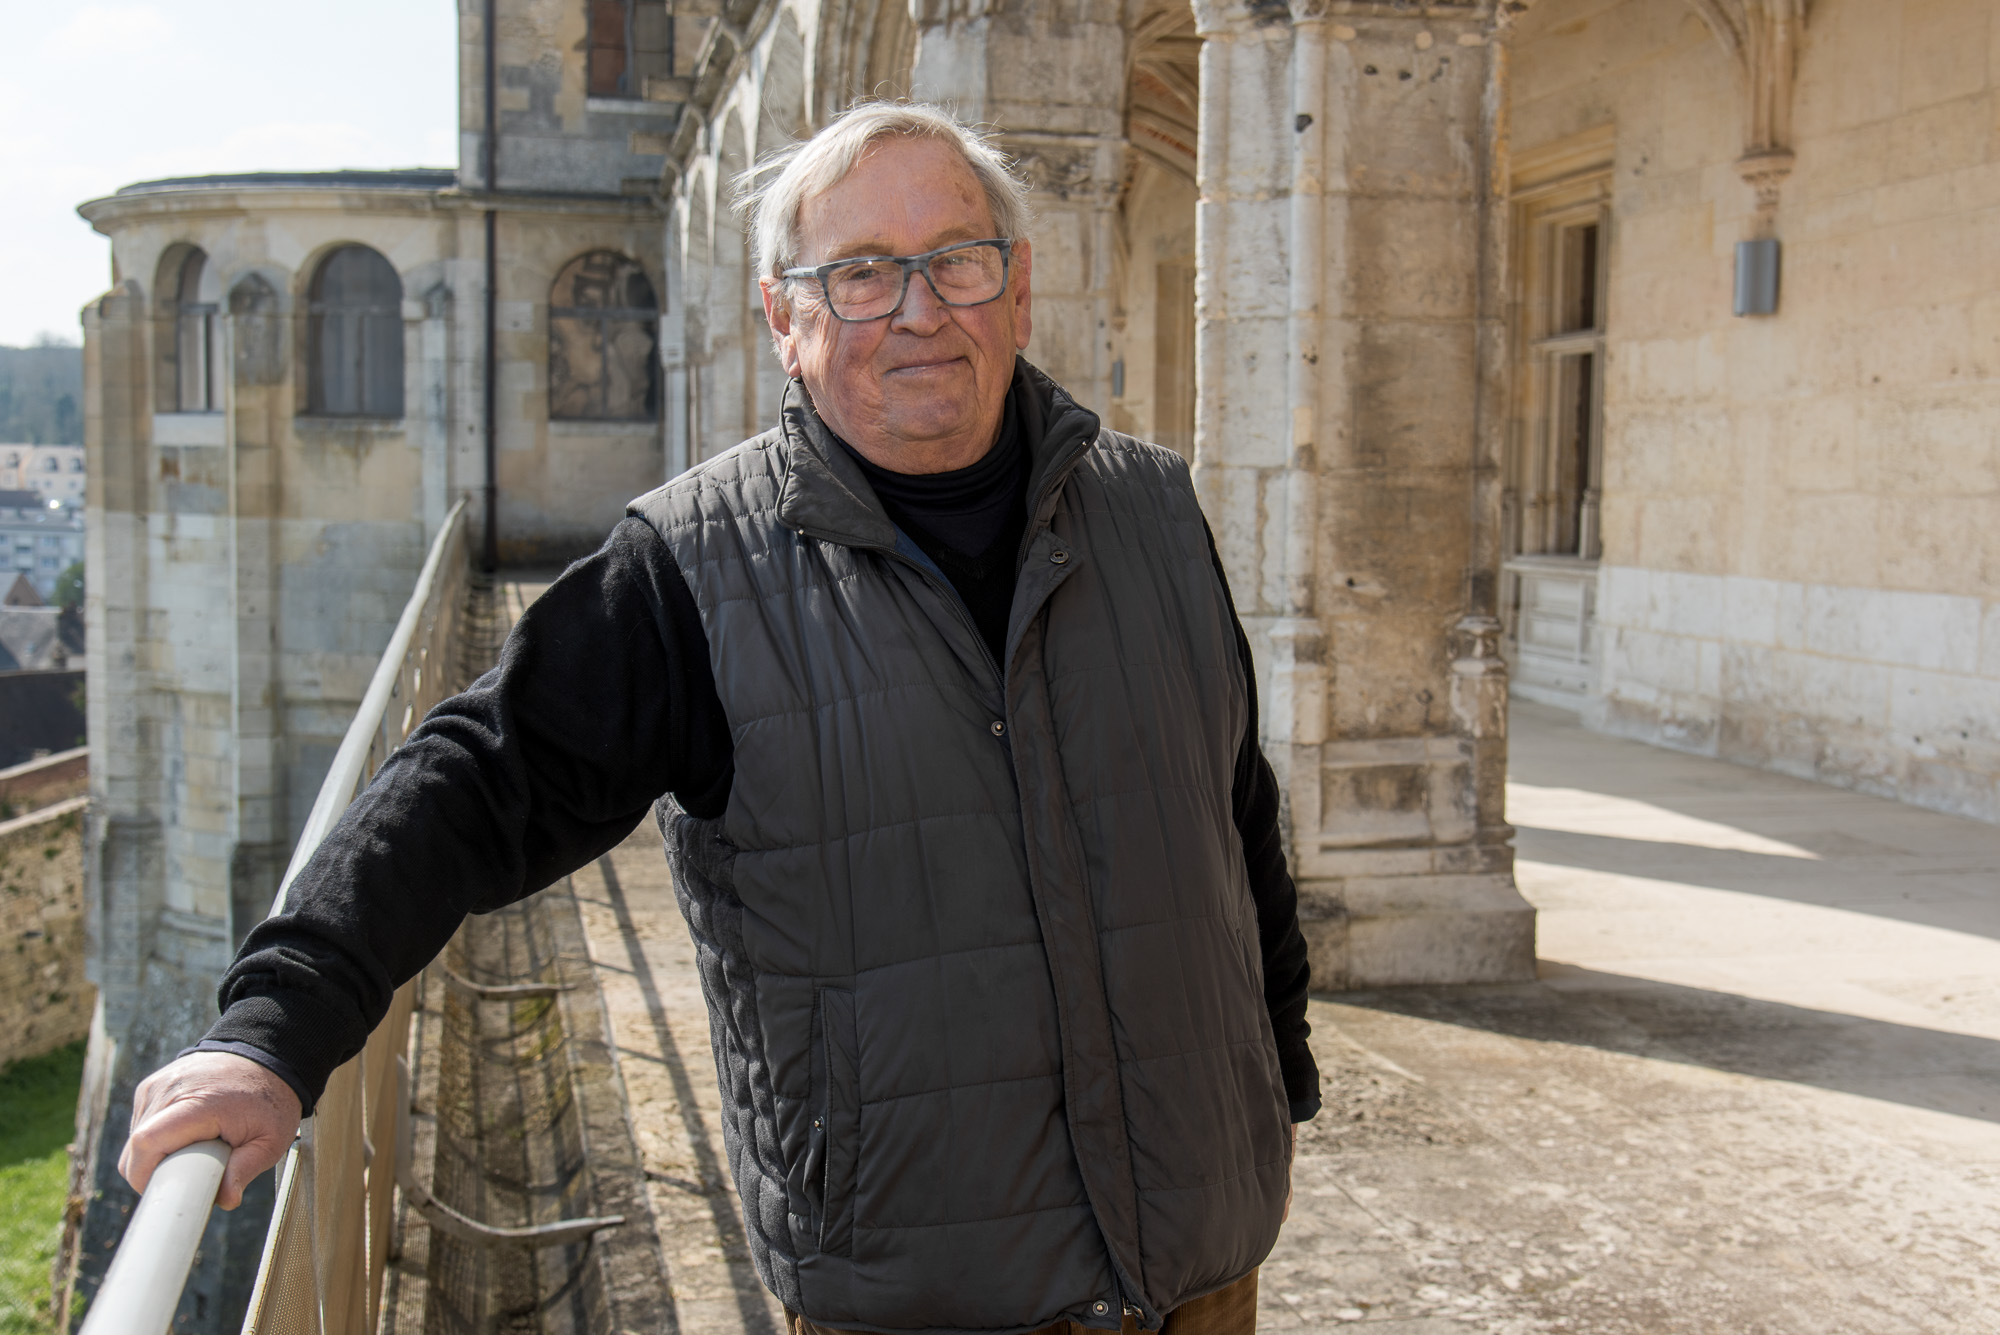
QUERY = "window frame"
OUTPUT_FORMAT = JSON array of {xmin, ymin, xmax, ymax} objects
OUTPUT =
[
  {"xmin": 1508, "ymin": 186, "xmax": 1611, "ymax": 563},
  {"xmin": 305, "ymin": 245, "xmax": 406, "ymax": 420},
  {"xmin": 547, "ymin": 251, "xmax": 661, "ymax": 423}
]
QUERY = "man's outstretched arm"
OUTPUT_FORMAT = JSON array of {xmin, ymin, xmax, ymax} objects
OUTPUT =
[{"xmin": 121, "ymin": 518, "xmax": 733, "ymax": 1203}]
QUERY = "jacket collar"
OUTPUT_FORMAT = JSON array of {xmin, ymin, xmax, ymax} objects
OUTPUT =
[{"xmin": 775, "ymin": 356, "xmax": 1101, "ymax": 549}]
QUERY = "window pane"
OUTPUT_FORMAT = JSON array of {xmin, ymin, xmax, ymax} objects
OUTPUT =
[
  {"xmin": 588, "ymin": 0, "xmax": 631, "ymax": 96},
  {"xmin": 1551, "ymin": 351, "xmax": 1594, "ymax": 554},
  {"xmin": 309, "ymin": 246, "xmax": 403, "ymax": 417},
  {"xmin": 1559, "ymin": 223, "xmax": 1599, "ymax": 334}
]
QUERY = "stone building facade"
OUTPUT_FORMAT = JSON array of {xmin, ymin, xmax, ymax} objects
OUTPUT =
[
  {"xmin": 1503, "ymin": 0, "xmax": 2000, "ymax": 826},
  {"xmin": 0, "ymin": 487, "xmax": 84, "ymax": 601},
  {"xmin": 69, "ymin": 0, "xmax": 2000, "ymax": 1322},
  {"xmin": 68, "ymin": 2, "xmax": 684, "ymax": 1315},
  {"xmin": 74, "ymin": 0, "xmax": 2000, "ymax": 1254},
  {"xmin": 0, "ymin": 444, "xmax": 89, "ymax": 506}
]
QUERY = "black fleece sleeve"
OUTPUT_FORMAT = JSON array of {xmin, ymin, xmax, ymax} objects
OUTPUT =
[
  {"xmin": 1210, "ymin": 529, "xmax": 1321, "ymax": 1124},
  {"xmin": 203, "ymin": 518, "xmax": 732, "ymax": 1107}
]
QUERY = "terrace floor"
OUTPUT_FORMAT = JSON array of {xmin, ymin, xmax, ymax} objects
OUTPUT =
[{"xmin": 543, "ymin": 577, "xmax": 2000, "ymax": 1335}]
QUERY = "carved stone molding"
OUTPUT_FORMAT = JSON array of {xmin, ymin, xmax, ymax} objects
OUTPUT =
[{"xmin": 1685, "ymin": 0, "xmax": 1808, "ymax": 232}]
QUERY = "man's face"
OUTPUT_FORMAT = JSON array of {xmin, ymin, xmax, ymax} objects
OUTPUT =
[{"xmin": 761, "ymin": 135, "xmax": 1033, "ymax": 474}]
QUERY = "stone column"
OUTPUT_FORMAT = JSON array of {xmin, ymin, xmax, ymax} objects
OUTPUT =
[
  {"xmin": 662, "ymin": 199, "xmax": 693, "ymax": 478},
  {"xmin": 1193, "ymin": 0, "xmax": 1532, "ymax": 987},
  {"xmin": 225, "ymin": 284, "xmax": 289, "ymax": 946},
  {"xmin": 417, "ymin": 284, "xmax": 455, "ymax": 540},
  {"xmin": 910, "ymin": 0, "xmax": 1124, "ymax": 409}
]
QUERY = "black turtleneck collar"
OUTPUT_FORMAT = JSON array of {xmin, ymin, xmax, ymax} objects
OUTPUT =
[
  {"xmin": 836, "ymin": 392, "xmax": 1026, "ymax": 561},
  {"xmin": 832, "ymin": 390, "xmax": 1029, "ymax": 667}
]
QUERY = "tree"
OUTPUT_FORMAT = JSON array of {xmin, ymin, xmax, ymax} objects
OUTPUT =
[{"xmin": 54, "ymin": 562, "xmax": 83, "ymax": 613}]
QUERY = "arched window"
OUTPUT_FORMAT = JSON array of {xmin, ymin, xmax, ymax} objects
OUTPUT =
[
  {"xmin": 158, "ymin": 246, "xmax": 220, "ymax": 412},
  {"xmin": 549, "ymin": 252, "xmax": 658, "ymax": 422},
  {"xmin": 307, "ymin": 245, "xmax": 404, "ymax": 418}
]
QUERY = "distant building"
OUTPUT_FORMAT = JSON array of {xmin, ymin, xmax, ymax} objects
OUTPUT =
[
  {"xmin": 0, "ymin": 490, "xmax": 82, "ymax": 601},
  {"xmin": 0, "ymin": 444, "xmax": 86, "ymax": 503},
  {"xmin": 0, "ymin": 605, "xmax": 69, "ymax": 671}
]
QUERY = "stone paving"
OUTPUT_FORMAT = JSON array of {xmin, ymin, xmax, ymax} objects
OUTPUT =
[{"xmin": 564, "ymin": 690, "xmax": 2000, "ymax": 1335}]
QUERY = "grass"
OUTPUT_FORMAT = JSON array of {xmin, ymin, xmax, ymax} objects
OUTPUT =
[{"xmin": 0, "ymin": 1042, "xmax": 83, "ymax": 1335}]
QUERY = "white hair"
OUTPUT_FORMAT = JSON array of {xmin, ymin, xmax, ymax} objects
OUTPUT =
[{"xmin": 738, "ymin": 101, "xmax": 1032, "ymax": 290}]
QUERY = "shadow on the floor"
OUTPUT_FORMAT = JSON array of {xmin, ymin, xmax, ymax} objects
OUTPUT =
[
  {"xmin": 1334, "ymin": 967, "xmax": 2000, "ymax": 1125},
  {"xmin": 1514, "ymin": 824, "xmax": 2000, "ymax": 941},
  {"xmin": 593, "ymin": 854, "xmax": 780, "ymax": 1335},
  {"xmin": 1506, "ymin": 700, "xmax": 2000, "ymax": 941}
]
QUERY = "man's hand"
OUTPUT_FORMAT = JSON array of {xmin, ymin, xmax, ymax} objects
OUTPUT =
[{"xmin": 119, "ymin": 1053, "xmax": 303, "ymax": 1210}]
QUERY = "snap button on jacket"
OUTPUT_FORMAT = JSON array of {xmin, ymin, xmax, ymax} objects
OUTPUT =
[{"xmin": 633, "ymin": 364, "xmax": 1291, "ymax": 1335}]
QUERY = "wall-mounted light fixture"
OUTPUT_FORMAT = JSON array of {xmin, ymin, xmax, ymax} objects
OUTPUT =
[
  {"xmin": 1734, "ymin": 237, "xmax": 1780, "ymax": 317},
  {"xmin": 1111, "ymin": 358, "xmax": 1126, "ymax": 397}
]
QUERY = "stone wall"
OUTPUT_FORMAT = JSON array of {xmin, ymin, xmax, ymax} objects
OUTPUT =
[
  {"xmin": 460, "ymin": 0, "xmax": 675, "ymax": 196},
  {"xmin": 1509, "ymin": 0, "xmax": 2000, "ymax": 823},
  {"xmin": 0, "ymin": 745, "xmax": 87, "ymax": 814},
  {"xmin": 0, "ymin": 797, "xmax": 90, "ymax": 1067}
]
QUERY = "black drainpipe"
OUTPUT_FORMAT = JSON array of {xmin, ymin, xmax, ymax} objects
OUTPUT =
[{"xmin": 481, "ymin": 0, "xmax": 500, "ymax": 572}]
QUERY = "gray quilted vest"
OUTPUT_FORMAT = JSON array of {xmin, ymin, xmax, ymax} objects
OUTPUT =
[{"xmin": 632, "ymin": 363, "xmax": 1290, "ymax": 1334}]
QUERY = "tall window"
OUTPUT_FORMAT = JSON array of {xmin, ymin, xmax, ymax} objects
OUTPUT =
[
  {"xmin": 157, "ymin": 246, "xmax": 220, "ymax": 413},
  {"xmin": 1500, "ymin": 129, "xmax": 1613, "ymax": 703},
  {"xmin": 587, "ymin": 0, "xmax": 671, "ymax": 97},
  {"xmin": 1509, "ymin": 203, "xmax": 1607, "ymax": 560},
  {"xmin": 549, "ymin": 252, "xmax": 659, "ymax": 421},
  {"xmin": 308, "ymin": 245, "xmax": 404, "ymax": 418},
  {"xmin": 1541, "ymin": 219, "xmax": 1604, "ymax": 557}
]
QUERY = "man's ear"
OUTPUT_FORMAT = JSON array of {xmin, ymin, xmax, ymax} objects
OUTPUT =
[
  {"xmin": 1010, "ymin": 240, "xmax": 1033, "ymax": 351},
  {"xmin": 759, "ymin": 276, "xmax": 804, "ymax": 378}
]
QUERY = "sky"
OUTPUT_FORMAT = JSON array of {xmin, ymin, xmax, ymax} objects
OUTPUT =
[{"xmin": 0, "ymin": 2, "xmax": 459, "ymax": 347}]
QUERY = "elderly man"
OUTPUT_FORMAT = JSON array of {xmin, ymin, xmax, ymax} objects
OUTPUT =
[{"xmin": 124, "ymin": 102, "xmax": 1319, "ymax": 1335}]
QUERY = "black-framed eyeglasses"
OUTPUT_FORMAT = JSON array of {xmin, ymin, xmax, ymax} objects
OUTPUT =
[{"xmin": 781, "ymin": 238, "xmax": 1015, "ymax": 323}]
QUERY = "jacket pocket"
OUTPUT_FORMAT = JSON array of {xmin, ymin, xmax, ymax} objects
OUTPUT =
[{"xmin": 813, "ymin": 986, "xmax": 860, "ymax": 1257}]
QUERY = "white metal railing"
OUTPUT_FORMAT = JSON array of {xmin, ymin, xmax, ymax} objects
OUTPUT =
[{"xmin": 82, "ymin": 500, "xmax": 471, "ymax": 1335}]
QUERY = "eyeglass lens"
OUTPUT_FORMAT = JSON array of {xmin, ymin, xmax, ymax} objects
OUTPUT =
[{"xmin": 823, "ymin": 243, "xmax": 1007, "ymax": 320}]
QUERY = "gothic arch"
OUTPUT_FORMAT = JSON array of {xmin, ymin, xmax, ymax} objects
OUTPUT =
[
  {"xmin": 1126, "ymin": 0, "xmax": 1200, "ymax": 188},
  {"xmin": 154, "ymin": 243, "xmax": 220, "ymax": 413},
  {"xmin": 757, "ymin": 8, "xmax": 811, "ymax": 159},
  {"xmin": 704, "ymin": 112, "xmax": 756, "ymax": 456},
  {"xmin": 814, "ymin": 0, "xmax": 914, "ymax": 118}
]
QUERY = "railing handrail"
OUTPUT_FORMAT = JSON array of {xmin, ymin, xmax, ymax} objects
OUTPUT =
[
  {"xmin": 273, "ymin": 499, "xmax": 471, "ymax": 916},
  {"xmin": 73, "ymin": 1142, "xmax": 233, "ymax": 1335},
  {"xmin": 80, "ymin": 499, "xmax": 469, "ymax": 1335}
]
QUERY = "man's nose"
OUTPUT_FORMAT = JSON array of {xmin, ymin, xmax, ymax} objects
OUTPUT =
[{"xmin": 889, "ymin": 270, "xmax": 951, "ymax": 333}]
